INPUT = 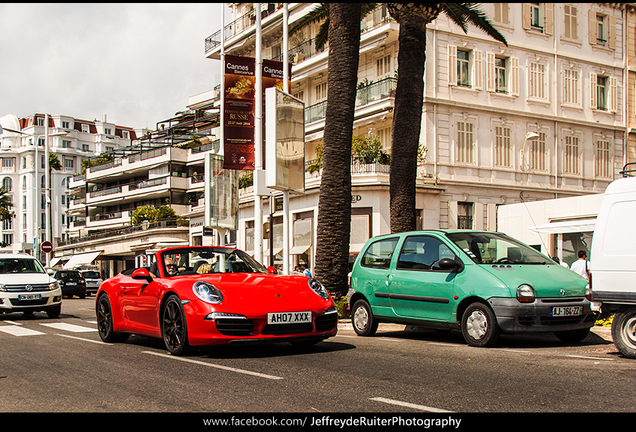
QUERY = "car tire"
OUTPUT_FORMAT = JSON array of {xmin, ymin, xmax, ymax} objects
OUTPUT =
[
  {"xmin": 612, "ymin": 306, "xmax": 636, "ymax": 359},
  {"xmin": 46, "ymin": 305, "xmax": 61, "ymax": 319},
  {"xmin": 461, "ymin": 302, "xmax": 500, "ymax": 347},
  {"xmin": 352, "ymin": 299, "xmax": 378, "ymax": 337},
  {"xmin": 162, "ymin": 295, "xmax": 191, "ymax": 356},
  {"xmin": 96, "ymin": 294, "xmax": 129, "ymax": 343},
  {"xmin": 554, "ymin": 328, "xmax": 591, "ymax": 344}
]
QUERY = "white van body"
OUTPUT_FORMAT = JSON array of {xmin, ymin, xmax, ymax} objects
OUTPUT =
[{"xmin": 591, "ymin": 174, "xmax": 636, "ymax": 357}]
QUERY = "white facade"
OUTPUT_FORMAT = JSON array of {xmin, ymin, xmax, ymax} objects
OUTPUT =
[
  {"xmin": 201, "ymin": 3, "xmax": 629, "ymax": 273},
  {"xmin": 0, "ymin": 113, "xmax": 134, "ymax": 262}
]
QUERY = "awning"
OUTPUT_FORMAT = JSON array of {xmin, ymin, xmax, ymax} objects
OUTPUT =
[
  {"xmin": 290, "ymin": 244, "xmax": 311, "ymax": 255},
  {"xmin": 63, "ymin": 251, "xmax": 102, "ymax": 269},
  {"xmin": 529, "ymin": 219, "xmax": 596, "ymax": 234}
]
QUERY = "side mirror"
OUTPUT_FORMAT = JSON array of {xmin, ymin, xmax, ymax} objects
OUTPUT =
[
  {"xmin": 47, "ymin": 269, "xmax": 55, "ymax": 275},
  {"xmin": 267, "ymin": 266, "xmax": 278, "ymax": 275},
  {"xmin": 438, "ymin": 257, "xmax": 464, "ymax": 272},
  {"xmin": 132, "ymin": 268, "xmax": 154, "ymax": 282}
]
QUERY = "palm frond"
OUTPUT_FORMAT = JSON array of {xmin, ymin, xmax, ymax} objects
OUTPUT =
[
  {"xmin": 442, "ymin": 3, "xmax": 508, "ymax": 46},
  {"xmin": 289, "ymin": 3, "xmax": 329, "ymax": 36}
]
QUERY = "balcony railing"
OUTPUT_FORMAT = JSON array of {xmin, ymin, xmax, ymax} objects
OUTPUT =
[
  {"xmin": 59, "ymin": 218, "xmax": 189, "ymax": 246},
  {"xmin": 305, "ymin": 77, "xmax": 397, "ymax": 124}
]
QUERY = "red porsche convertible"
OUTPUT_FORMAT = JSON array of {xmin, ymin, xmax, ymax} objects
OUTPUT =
[{"xmin": 95, "ymin": 246, "xmax": 338, "ymax": 355}]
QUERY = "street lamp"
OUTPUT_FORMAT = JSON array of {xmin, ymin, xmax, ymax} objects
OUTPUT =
[
  {"xmin": 0, "ymin": 120, "xmax": 68, "ymax": 263},
  {"xmin": 521, "ymin": 131, "xmax": 540, "ymax": 172}
]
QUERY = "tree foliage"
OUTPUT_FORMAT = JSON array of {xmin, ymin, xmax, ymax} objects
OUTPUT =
[{"xmin": 131, "ymin": 205, "xmax": 177, "ymax": 225}]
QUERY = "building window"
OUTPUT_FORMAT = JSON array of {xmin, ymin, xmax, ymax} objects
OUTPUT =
[
  {"xmin": 564, "ymin": 135, "xmax": 580, "ymax": 175},
  {"xmin": 596, "ymin": 14, "xmax": 606, "ymax": 44},
  {"xmin": 2, "ymin": 234, "xmax": 12, "ymax": 245},
  {"xmin": 595, "ymin": 138, "xmax": 611, "ymax": 178},
  {"xmin": 2, "ymin": 177, "xmax": 12, "ymax": 191},
  {"xmin": 376, "ymin": 54, "xmax": 391, "ymax": 78},
  {"xmin": 64, "ymin": 158, "xmax": 74, "ymax": 170},
  {"xmin": 530, "ymin": 3, "xmax": 542, "ymax": 29},
  {"xmin": 493, "ymin": 3, "xmax": 509, "ymax": 25},
  {"xmin": 82, "ymin": 144, "xmax": 90, "ymax": 152},
  {"xmin": 564, "ymin": 5, "xmax": 578, "ymax": 39},
  {"xmin": 315, "ymin": 82, "xmax": 327, "ymax": 102},
  {"xmin": 62, "ymin": 140, "xmax": 71, "ymax": 148},
  {"xmin": 494, "ymin": 58, "xmax": 507, "ymax": 93},
  {"xmin": 530, "ymin": 132, "xmax": 547, "ymax": 171},
  {"xmin": 563, "ymin": 68, "xmax": 580, "ymax": 106},
  {"xmin": 494, "ymin": 126, "xmax": 512, "ymax": 167},
  {"xmin": 529, "ymin": 62, "xmax": 547, "ymax": 99},
  {"xmin": 62, "ymin": 121, "xmax": 70, "ymax": 128},
  {"xmin": 589, "ymin": 11, "xmax": 615, "ymax": 49},
  {"xmin": 82, "ymin": 124, "xmax": 89, "ymax": 133},
  {"xmin": 37, "ymin": 118, "xmax": 44, "ymax": 126},
  {"xmin": 456, "ymin": 121, "xmax": 475, "ymax": 164},
  {"xmin": 457, "ymin": 50, "xmax": 471, "ymax": 87},
  {"xmin": 105, "ymin": 128, "xmax": 112, "ymax": 135},
  {"xmin": 123, "ymin": 131, "xmax": 129, "ymax": 139},
  {"xmin": 458, "ymin": 202, "xmax": 473, "ymax": 229},
  {"xmin": 591, "ymin": 73, "xmax": 617, "ymax": 111}
]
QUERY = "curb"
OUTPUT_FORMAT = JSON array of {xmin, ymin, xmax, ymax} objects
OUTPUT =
[{"xmin": 337, "ymin": 319, "xmax": 614, "ymax": 342}]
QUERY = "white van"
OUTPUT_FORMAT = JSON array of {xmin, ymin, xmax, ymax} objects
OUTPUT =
[{"xmin": 590, "ymin": 167, "xmax": 636, "ymax": 358}]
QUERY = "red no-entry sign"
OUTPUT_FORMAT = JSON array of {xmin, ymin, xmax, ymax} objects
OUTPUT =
[{"xmin": 41, "ymin": 241, "xmax": 53, "ymax": 253}]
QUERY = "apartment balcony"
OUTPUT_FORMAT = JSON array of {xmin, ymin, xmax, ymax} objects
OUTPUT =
[
  {"xmin": 86, "ymin": 146, "xmax": 187, "ymax": 181},
  {"xmin": 87, "ymin": 210, "xmax": 131, "ymax": 229},
  {"xmin": 305, "ymin": 77, "xmax": 397, "ymax": 133},
  {"xmin": 85, "ymin": 176, "xmax": 188, "ymax": 206}
]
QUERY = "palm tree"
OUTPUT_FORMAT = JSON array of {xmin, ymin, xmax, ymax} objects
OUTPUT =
[
  {"xmin": 0, "ymin": 187, "xmax": 14, "ymax": 223},
  {"xmin": 387, "ymin": 3, "xmax": 507, "ymax": 233},
  {"xmin": 313, "ymin": 3, "xmax": 362, "ymax": 295}
]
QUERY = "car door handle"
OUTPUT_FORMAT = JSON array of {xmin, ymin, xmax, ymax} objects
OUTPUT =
[{"xmin": 386, "ymin": 274, "xmax": 392, "ymax": 285}]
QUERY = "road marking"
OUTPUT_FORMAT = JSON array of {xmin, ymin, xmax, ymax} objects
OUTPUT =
[
  {"xmin": 2, "ymin": 320, "xmax": 23, "ymax": 326},
  {"xmin": 370, "ymin": 397, "xmax": 453, "ymax": 413},
  {"xmin": 565, "ymin": 354, "xmax": 614, "ymax": 361},
  {"xmin": 143, "ymin": 351, "xmax": 284, "ymax": 380},
  {"xmin": 56, "ymin": 334, "xmax": 106, "ymax": 344},
  {"xmin": 336, "ymin": 335, "xmax": 401, "ymax": 342},
  {"xmin": 0, "ymin": 325, "xmax": 45, "ymax": 336},
  {"xmin": 40, "ymin": 323, "xmax": 97, "ymax": 333}
]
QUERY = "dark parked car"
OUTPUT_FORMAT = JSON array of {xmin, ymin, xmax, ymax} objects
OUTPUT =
[{"xmin": 53, "ymin": 270, "xmax": 87, "ymax": 299}]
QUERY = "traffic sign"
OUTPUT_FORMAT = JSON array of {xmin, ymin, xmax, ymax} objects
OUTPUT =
[{"xmin": 41, "ymin": 241, "xmax": 53, "ymax": 253}]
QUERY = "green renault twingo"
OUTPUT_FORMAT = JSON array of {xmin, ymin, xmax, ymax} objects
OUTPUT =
[{"xmin": 347, "ymin": 230, "xmax": 596, "ymax": 347}]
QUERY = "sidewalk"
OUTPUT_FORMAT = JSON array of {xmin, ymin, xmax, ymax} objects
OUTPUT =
[{"xmin": 337, "ymin": 319, "xmax": 614, "ymax": 342}]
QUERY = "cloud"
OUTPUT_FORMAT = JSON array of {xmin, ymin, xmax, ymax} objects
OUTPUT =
[{"xmin": 0, "ymin": 3, "xmax": 223, "ymax": 130}]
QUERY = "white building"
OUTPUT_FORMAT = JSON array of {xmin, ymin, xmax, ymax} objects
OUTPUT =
[
  {"xmin": 0, "ymin": 113, "xmax": 135, "ymax": 263},
  {"xmin": 202, "ymin": 3, "xmax": 631, "ymax": 273}
]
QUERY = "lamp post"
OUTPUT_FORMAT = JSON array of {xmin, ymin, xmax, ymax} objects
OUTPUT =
[
  {"xmin": 521, "ymin": 131, "xmax": 540, "ymax": 172},
  {"xmin": 0, "ymin": 120, "xmax": 67, "ymax": 262}
]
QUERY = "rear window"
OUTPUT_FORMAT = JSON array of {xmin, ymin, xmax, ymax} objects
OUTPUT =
[
  {"xmin": 360, "ymin": 237, "xmax": 399, "ymax": 269},
  {"xmin": 81, "ymin": 271, "xmax": 101, "ymax": 279}
]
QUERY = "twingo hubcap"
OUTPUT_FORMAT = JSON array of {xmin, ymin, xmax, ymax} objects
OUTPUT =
[
  {"xmin": 466, "ymin": 310, "xmax": 488, "ymax": 340},
  {"xmin": 354, "ymin": 305, "xmax": 368, "ymax": 331}
]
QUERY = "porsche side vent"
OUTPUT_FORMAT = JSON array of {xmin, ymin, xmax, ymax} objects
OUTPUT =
[
  {"xmin": 315, "ymin": 313, "xmax": 338, "ymax": 332},
  {"xmin": 215, "ymin": 318, "xmax": 255, "ymax": 336}
]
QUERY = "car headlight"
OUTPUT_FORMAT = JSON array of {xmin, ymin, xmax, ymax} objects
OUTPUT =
[
  {"xmin": 48, "ymin": 281, "xmax": 59, "ymax": 291},
  {"xmin": 516, "ymin": 284, "xmax": 535, "ymax": 303},
  {"xmin": 308, "ymin": 278, "xmax": 329, "ymax": 300},
  {"xmin": 193, "ymin": 281, "xmax": 223, "ymax": 304}
]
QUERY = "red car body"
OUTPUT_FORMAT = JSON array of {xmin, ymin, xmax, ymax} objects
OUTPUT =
[{"xmin": 96, "ymin": 246, "xmax": 338, "ymax": 355}]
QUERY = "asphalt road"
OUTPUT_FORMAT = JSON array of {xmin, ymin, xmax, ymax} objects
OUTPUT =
[{"xmin": 0, "ymin": 297, "xmax": 634, "ymax": 419}]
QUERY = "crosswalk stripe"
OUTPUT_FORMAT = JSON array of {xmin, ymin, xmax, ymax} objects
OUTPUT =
[
  {"xmin": 39, "ymin": 323, "xmax": 97, "ymax": 333},
  {"xmin": 0, "ymin": 326, "xmax": 45, "ymax": 336}
]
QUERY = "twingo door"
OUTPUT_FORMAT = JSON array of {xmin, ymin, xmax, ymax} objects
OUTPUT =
[{"xmin": 387, "ymin": 234, "xmax": 457, "ymax": 321}]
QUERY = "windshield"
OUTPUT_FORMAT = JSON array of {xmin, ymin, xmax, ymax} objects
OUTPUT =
[
  {"xmin": 0, "ymin": 258, "xmax": 46, "ymax": 274},
  {"xmin": 160, "ymin": 247, "xmax": 269, "ymax": 277},
  {"xmin": 446, "ymin": 232, "xmax": 552, "ymax": 265}
]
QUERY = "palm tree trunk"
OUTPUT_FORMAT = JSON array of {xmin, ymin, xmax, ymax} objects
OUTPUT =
[
  {"xmin": 389, "ymin": 15, "xmax": 427, "ymax": 233},
  {"xmin": 314, "ymin": 3, "xmax": 361, "ymax": 295}
]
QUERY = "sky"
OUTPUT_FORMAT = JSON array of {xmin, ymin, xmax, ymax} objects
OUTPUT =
[{"xmin": 0, "ymin": 3, "xmax": 229, "ymax": 131}]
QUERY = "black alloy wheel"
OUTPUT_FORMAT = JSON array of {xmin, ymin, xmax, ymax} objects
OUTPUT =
[
  {"xmin": 96, "ymin": 294, "xmax": 129, "ymax": 343},
  {"xmin": 162, "ymin": 295, "xmax": 191, "ymax": 355}
]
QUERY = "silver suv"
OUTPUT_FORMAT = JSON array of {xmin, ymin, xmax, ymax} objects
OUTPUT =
[{"xmin": 0, "ymin": 254, "xmax": 62, "ymax": 318}]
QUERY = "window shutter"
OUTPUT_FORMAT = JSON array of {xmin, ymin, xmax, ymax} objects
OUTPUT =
[
  {"xmin": 474, "ymin": 50, "xmax": 483, "ymax": 90},
  {"xmin": 609, "ymin": 76, "xmax": 617, "ymax": 112},
  {"xmin": 588, "ymin": 11, "xmax": 597, "ymax": 45},
  {"xmin": 522, "ymin": 3, "xmax": 531, "ymax": 30},
  {"xmin": 486, "ymin": 52, "xmax": 495, "ymax": 92},
  {"xmin": 609, "ymin": 15, "xmax": 616, "ymax": 49},
  {"xmin": 544, "ymin": 3, "xmax": 553, "ymax": 35},
  {"xmin": 448, "ymin": 45, "xmax": 457, "ymax": 86},
  {"xmin": 511, "ymin": 57, "xmax": 519, "ymax": 96},
  {"xmin": 590, "ymin": 72, "xmax": 597, "ymax": 108}
]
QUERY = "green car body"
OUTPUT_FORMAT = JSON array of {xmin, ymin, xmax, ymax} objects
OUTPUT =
[{"xmin": 347, "ymin": 230, "xmax": 596, "ymax": 347}]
